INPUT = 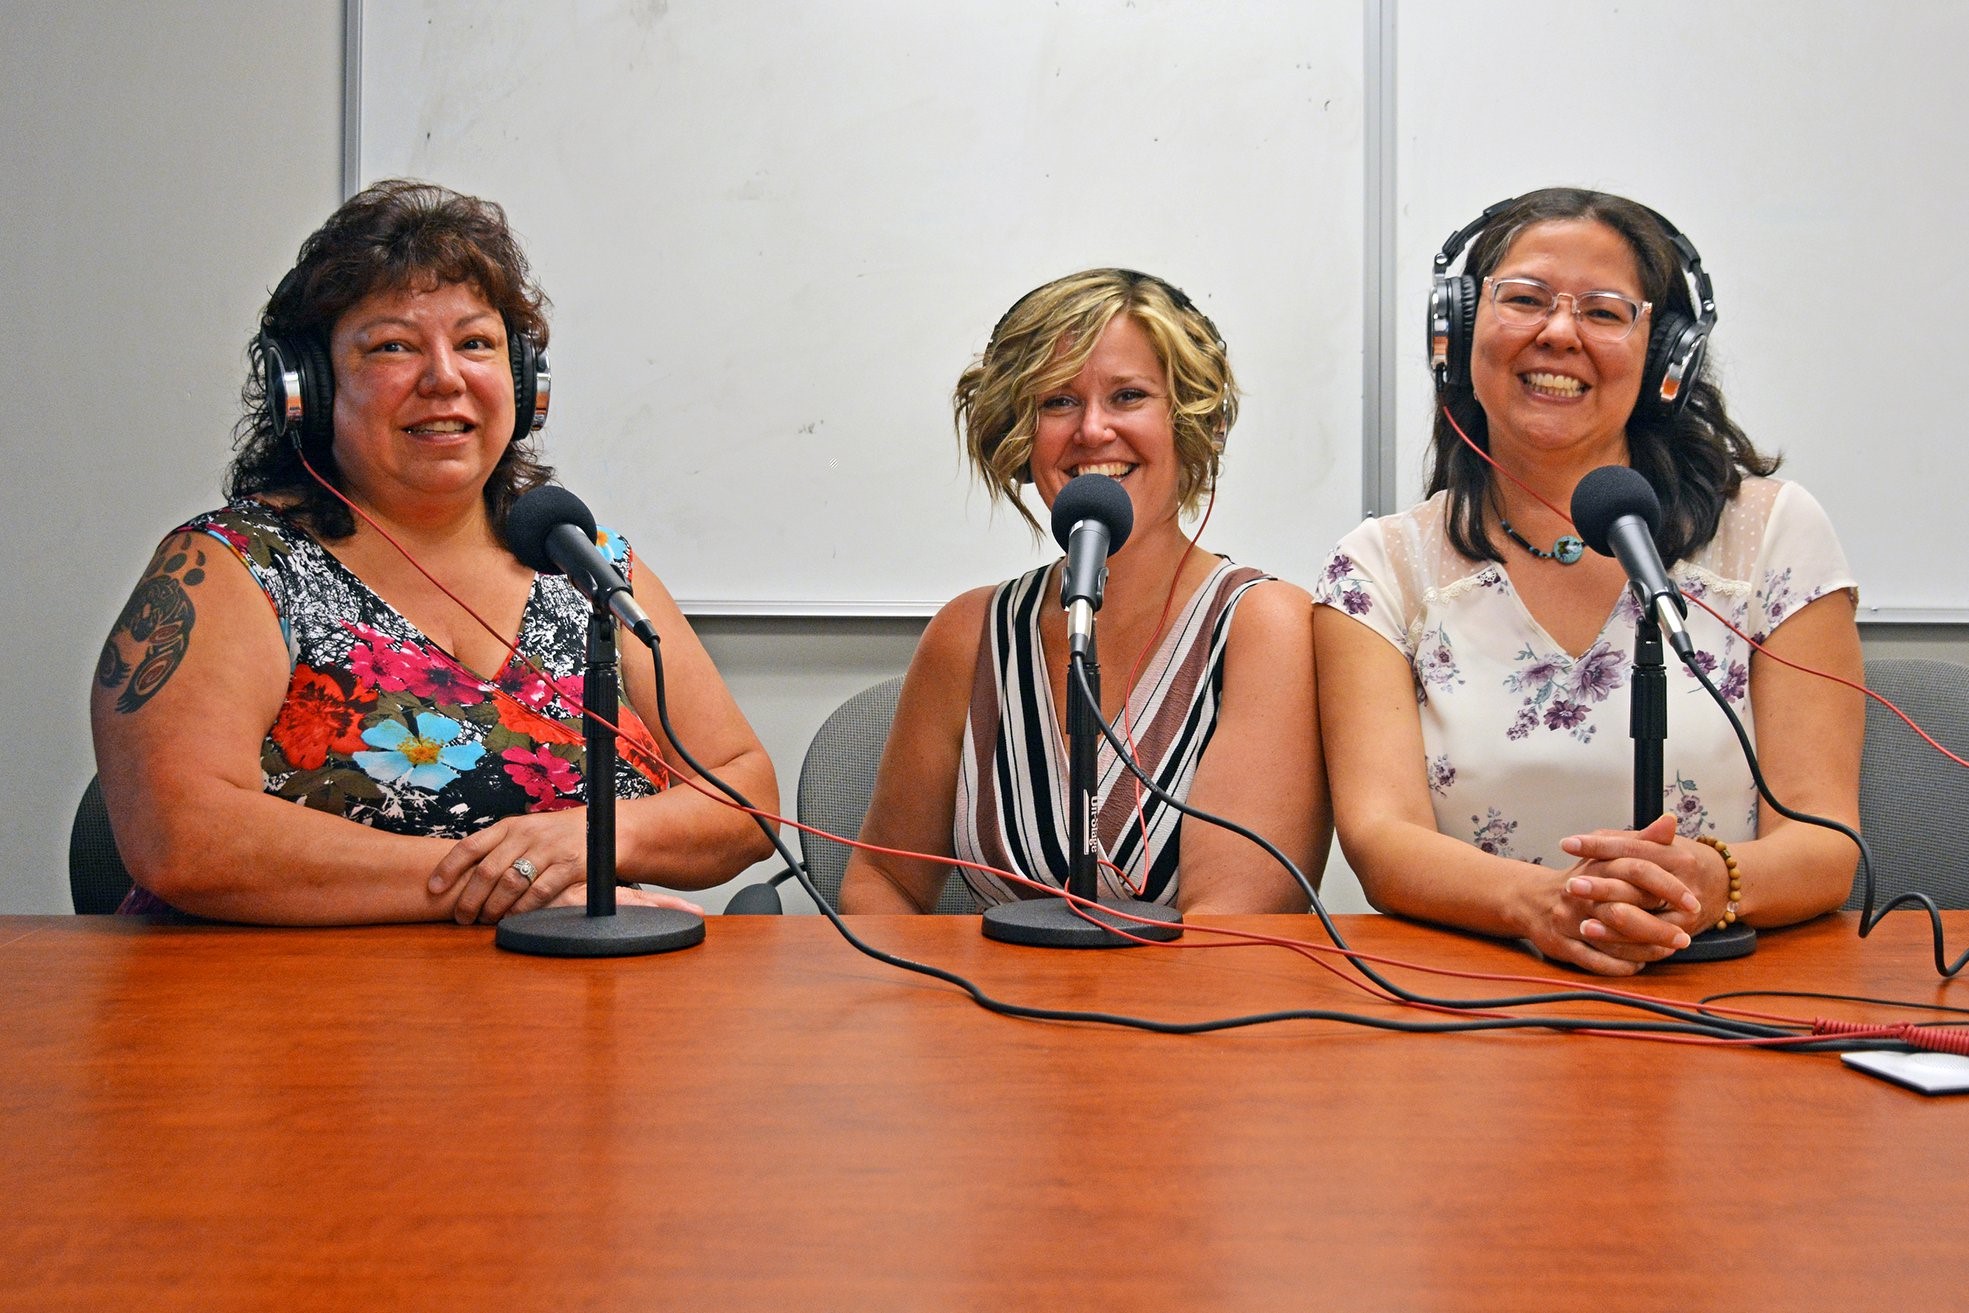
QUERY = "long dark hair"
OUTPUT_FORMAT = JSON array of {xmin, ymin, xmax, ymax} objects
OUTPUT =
[
  {"xmin": 226, "ymin": 179, "xmax": 554, "ymax": 539},
  {"xmin": 1425, "ymin": 188, "xmax": 1778, "ymax": 566}
]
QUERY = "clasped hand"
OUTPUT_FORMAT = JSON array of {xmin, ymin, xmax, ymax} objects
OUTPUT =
[
  {"xmin": 424, "ymin": 809, "xmax": 704, "ymax": 924},
  {"xmin": 1529, "ymin": 814, "xmax": 1725, "ymax": 975}
]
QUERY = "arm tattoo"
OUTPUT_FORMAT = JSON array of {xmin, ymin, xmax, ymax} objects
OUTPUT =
[{"xmin": 98, "ymin": 534, "xmax": 208, "ymax": 715}]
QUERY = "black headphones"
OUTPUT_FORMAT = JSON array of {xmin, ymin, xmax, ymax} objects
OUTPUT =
[
  {"xmin": 1428, "ymin": 196, "xmax": 1716, "ymax": 422},
  {"xmin": 988, "ymin": 268, "xmax": 1232, "ymax": 479},
  {"xmin": 259, "ymin": 321, "xmax": 550, "ymax": 453}
]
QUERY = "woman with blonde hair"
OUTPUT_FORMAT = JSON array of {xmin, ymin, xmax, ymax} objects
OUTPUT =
[{"xmin": 842, "ymin": 269, "xmax": 1328, "ymax": 914}]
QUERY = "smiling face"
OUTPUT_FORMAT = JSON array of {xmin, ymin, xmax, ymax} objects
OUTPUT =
[
  {"xmin": 1470, "ymin": 218, "xmax": 1650, "ymax": 470},
  {"xmin": 1028, "ymin": 313, "xmax": 1179, "ymax": 541},
  {"xmin": 328, "ymin": 279, "xmax": 517, "ymax": 517}
]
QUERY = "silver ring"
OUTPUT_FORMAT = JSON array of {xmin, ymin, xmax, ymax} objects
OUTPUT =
[{"xmin": 511, "ymin": 857, "xmax": 539, "ymax": 885}]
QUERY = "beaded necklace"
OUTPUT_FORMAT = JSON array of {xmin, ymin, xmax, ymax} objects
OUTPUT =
[{"xmin": 1498, "ymin": 516, "xmax": 1585, "ymax": 565}]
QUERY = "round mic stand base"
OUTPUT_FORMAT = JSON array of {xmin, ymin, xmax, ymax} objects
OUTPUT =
[
  {"xmin": 495, "ymin": 905, "xmax": 706, "ymax": 958},
  {"xmin": 982, "ymin": 896, "xmax": 1182, "ymax": 948},
  {"xmin": 1672, "ymin": 921, "xmax": 1756, "ymax": 963}
]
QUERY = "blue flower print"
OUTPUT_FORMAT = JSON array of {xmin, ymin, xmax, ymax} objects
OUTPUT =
[
  {"xmin": 354, "ymin": 712, "xmax": 486, "ymax": 791},
  {"xmin": 595, "ymin": 525, "xmax": 630, "ymax": 569}
]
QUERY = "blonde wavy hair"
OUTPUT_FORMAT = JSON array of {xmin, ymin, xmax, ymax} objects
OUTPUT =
[{"xmin": 954, "ymin": 268, "xmax": 1237, "ymax": 535}]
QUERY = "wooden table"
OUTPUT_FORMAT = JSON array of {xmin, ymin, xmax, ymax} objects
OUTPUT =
[{"xmin": 4, "ymin": 910, "xmax": 1966, "ymax": 1311}]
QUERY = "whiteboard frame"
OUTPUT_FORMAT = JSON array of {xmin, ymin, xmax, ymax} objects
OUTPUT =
[{"xmin": 341, "ymin": 0, "xmax": 1961, "ymax": 624}]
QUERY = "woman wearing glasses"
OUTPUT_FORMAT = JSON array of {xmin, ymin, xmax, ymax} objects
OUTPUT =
[{"xmin": 1312, "ymin": 188, "xmax": 1861, "ymax": 975}]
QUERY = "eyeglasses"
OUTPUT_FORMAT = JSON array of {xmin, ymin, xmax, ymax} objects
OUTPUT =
[{"xmin": 1483, "ymin": 277, "xmax": 1651, "ymax": 342}]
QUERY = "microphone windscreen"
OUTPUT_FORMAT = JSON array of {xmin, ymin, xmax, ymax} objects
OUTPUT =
[
  {"xmin": 503, "ymin": 485, "xmax": 597, "ymax": 574},
  {"xmin": 1569, "ymin": 466, "xmax": 1662, "ymax": 556},
  {"xmin": 1050, "ymin": 473, "xmax": 1135, "ymax": 556}
]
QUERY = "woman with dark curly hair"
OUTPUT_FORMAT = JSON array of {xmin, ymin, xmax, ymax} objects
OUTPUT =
[
  {"xmin": 92, "ymin": 179, "xmax": 776, "ymax": 924},
  {"xmin": 841, "ymin": 268, "xmax": 1329, "ymax": 915},
  {"xmin": 1313, "ymin": 188, "xmax": 1861, "ymax": 975}
]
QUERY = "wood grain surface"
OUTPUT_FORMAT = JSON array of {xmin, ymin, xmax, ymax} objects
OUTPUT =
[{"xmin": 3, "ymin": 911, "xmax": 1964, "ymax": 1311}]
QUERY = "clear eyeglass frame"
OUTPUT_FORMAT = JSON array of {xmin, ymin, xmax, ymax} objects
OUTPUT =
[{"xmin": 1482, "ymin": 276, "xmax": 1652, "ymax": 342}]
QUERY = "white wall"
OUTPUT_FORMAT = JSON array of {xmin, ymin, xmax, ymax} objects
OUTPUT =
[
  {"xmin": 3, "ymin": 1, "xmax": 1965, "ymax": 916},
  {"xmin": 1, "ymin": 2, "xmax": 345, "ymax": 913}
]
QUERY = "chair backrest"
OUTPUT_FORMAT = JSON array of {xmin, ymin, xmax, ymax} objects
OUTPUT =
[
  {"xmin": 69, "ymin": 775, "xmax": 135, "ymax": 914},
  {"xmin": 1850, "ymin": 658, "xmax": 1969, "ymax": 911},
  {"xmin": 796, "ymin": 676, "xmax": 974, "ymax": 914}
]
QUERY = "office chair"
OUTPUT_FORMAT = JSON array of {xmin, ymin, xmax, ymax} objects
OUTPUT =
[
  {"xmin": 68, "ymin": 775, "xmax": 135, "ymax": 914},
  {"xmin": 1848, "ymin": 658, "xmax": 1969, "ymax": 910},
  {"xmin": 726, "ymin": 675, "xmax": 974, "ymax": 914}
]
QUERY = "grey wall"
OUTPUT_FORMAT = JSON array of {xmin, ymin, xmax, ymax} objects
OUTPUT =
[
  {"xmin": 4, "ymin": 1, "xmax": 1964, "ymax": 915},
  {"xmin": 2, "ymin": 1, "xmax": 345, "ymax": 915}
]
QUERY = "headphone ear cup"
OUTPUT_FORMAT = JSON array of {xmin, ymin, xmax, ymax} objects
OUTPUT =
[
  {"xmin": 1640, "ymin": 309, "xmax": 1705, "ymax": 420},
  {"xmin": 1450, "ymin": 274, "xmax": 1479, "ymax": 390},
  {"xmin": 1429, "ymin": 273, "xmax": 1481, "ymax": 392},
  {"xmin": 507, "ymin": 328, "xmax": 546, "ymax": 444},
  {"xmin": 296, "ymin": 335, "xmax": 335, "ymax": 451},
  {"xmin": 261, "ymin": 332, "xmax": 335, "ymax": 454}
]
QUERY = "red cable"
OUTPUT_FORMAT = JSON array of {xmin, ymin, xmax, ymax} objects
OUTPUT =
[
  {"xmin": 1109, "ymin": 483, "xmax": 1221, "ymax": 897},
  {"xmin": 1442, "ymin": 403, "xmax": 1968, "ymax": 770},
  {"xmin": 298, "ymin": 450, "xmax": 1942, "ymax": 1049},
  {"xmin": 296, "ymin": 451, "xmax": 681, "ymax": 787}
]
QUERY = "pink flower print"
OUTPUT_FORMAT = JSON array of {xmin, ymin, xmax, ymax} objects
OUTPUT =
[
  {"xmin": 501, "ymin": 667, "xmax": 558, "ymax": 710},
  {"xmin": 503, "ymin": 745, "xmax": 583, "ymax": 808},
  {"xmin": 401, "ymin": 655, "xmax": 488, "ymax": 707},
  {"xmin": 347, "ymin": 630, "xmax": 485, "ymax": 706}
]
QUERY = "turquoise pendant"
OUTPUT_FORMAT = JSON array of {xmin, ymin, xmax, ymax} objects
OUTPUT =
[{"xmin": 1554, "ymin": 535, "xmax": 1585, "ymax": 565}]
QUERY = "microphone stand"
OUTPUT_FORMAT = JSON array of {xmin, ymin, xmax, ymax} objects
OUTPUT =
[
  {"xmin": 496, "ymin": 596, "xmax": 705, "ymax": 957},
  {"xmin": 982, "ymin": 623, "xmax": 1183, "ymax": 948},
  {"xmin": 1631, "ymin": 610, "xmax": 1754, "ymax": 963},
  {"xmin": 1631, "ymin": 612, "xmax": 1667, "ymax": 829}
]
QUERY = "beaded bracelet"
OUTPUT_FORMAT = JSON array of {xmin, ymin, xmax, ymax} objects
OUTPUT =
[{"xmin": 1695, "ymin": 834, "xmax": 1743, "ymax": 930}]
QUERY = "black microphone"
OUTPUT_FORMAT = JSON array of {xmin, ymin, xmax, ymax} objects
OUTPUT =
[
  {"xmin": 1570, "ymin": 466, "xmax": 1693, "ymax": 660},
  {"xmin": 504, "ymin": 486, "xmax": 659, "ymax": 648},
  {"xmin": 1050, "ymin": 474, "xmax": 1134, "ymax": 657}
]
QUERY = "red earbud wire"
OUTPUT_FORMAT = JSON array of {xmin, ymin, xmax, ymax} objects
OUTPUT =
[
  {"xmin": 292, "ymin": 446, "xmax": 1951, "ymax": 1045},
  {"xmin": 1442, "ymin": 403, "xmax": 1969, "ymax": 771}
]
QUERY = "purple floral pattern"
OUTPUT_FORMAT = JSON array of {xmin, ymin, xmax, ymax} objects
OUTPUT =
[
  {"xmin": 1316, "ymin": 553, "xmax": 1375, "ymax": 617},
  {"xmin": 1470, "ymin": 808, "xmax": 1520, "ymax": 859},
  {"xmin": 1668, "ymin": 773, "xmax": 1708, "ymax": 838},
  {"xmin": 1754, "ymin": 566, "xmax": 1798, "ymax": 643},
  {"xmin": 1502, "ymin": 640, "xmax": 1626, "ymax": 744},
  {"xmin": 1312, "ymin": 480, "xmax": 1856, "ymax": 869}
]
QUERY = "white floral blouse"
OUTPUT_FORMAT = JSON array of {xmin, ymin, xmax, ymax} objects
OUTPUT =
[{"xmin": 1312, "ymin": 478, "xmax": 1856, "ymax": 867}]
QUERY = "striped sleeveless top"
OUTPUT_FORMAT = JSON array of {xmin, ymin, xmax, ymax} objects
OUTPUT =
[{"xmin": 952, "ymin": 557, "xmax": 1269, "ymax": 908}]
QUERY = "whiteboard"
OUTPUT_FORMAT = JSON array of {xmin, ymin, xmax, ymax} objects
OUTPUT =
[
  {"xmin": 1394, "ymin": 0, "xmax": 1969, "ymax": 621},
  {"xmin": 359, "ymin": 0, "xmax": 1365, "ymax": 613}
]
